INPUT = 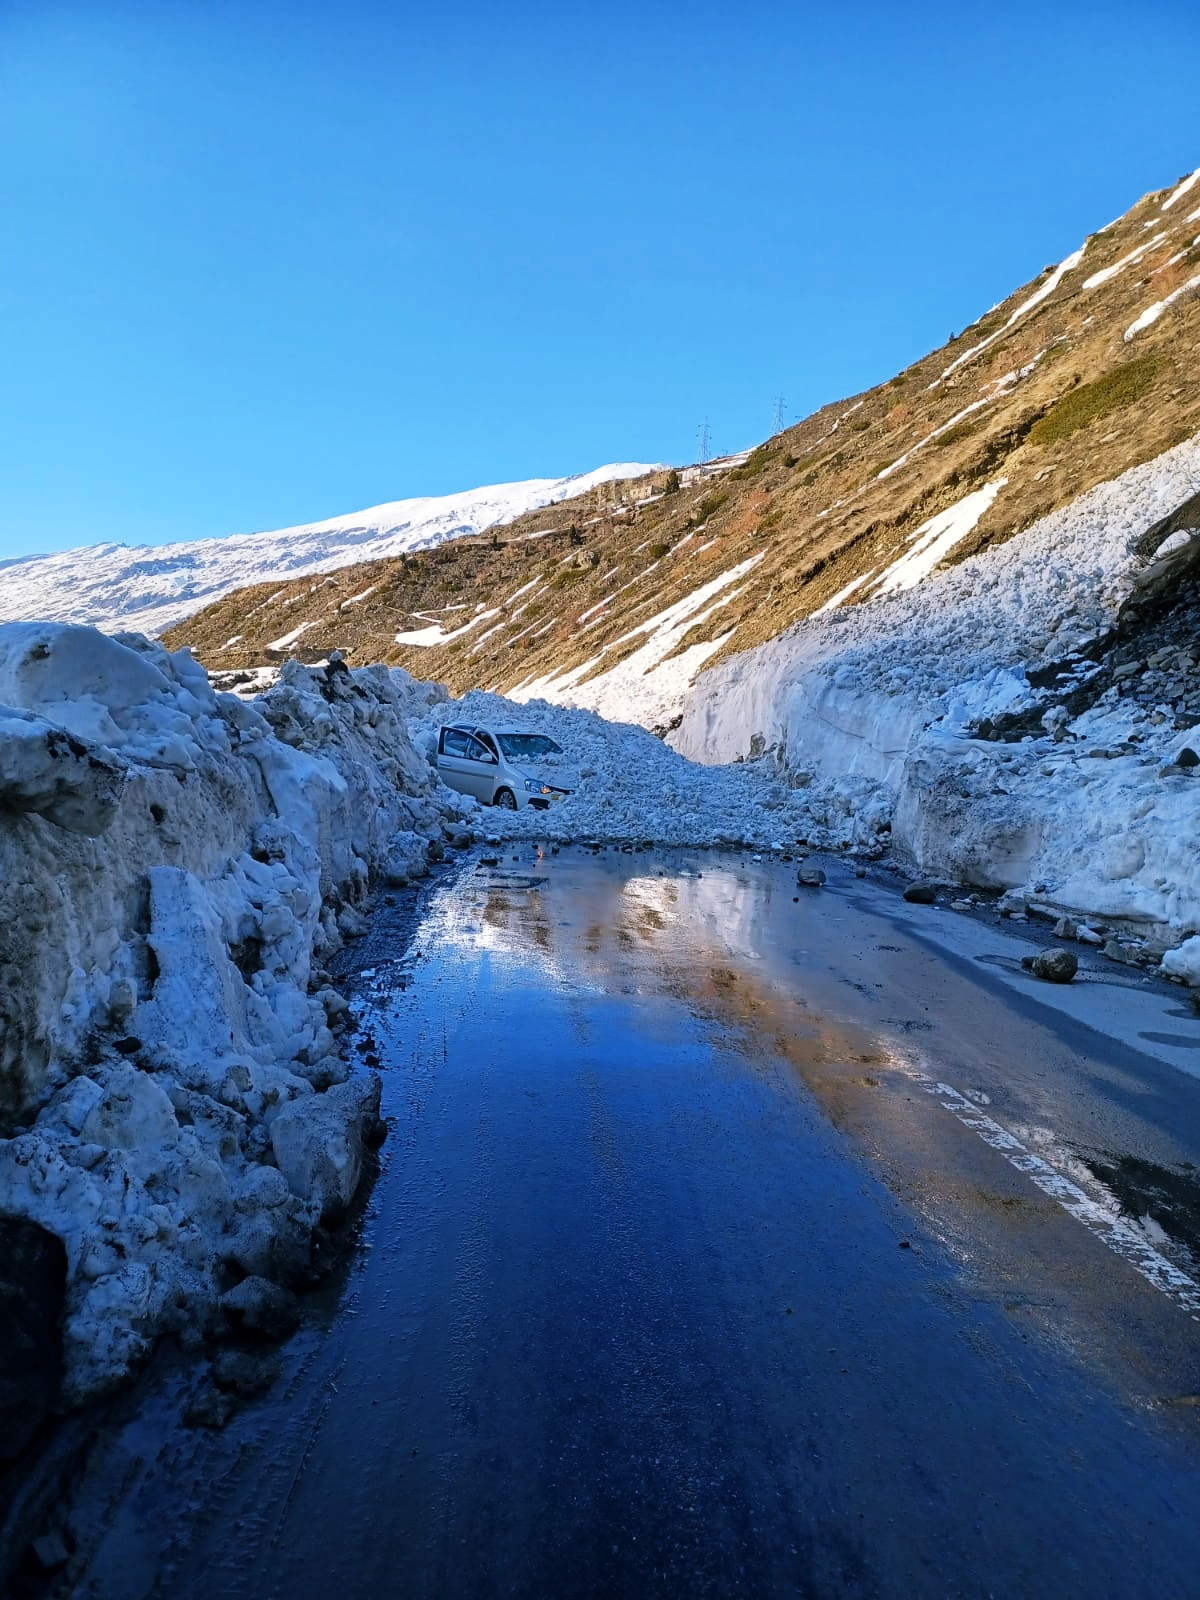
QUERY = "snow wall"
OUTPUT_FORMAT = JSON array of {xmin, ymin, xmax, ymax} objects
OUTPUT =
[
  {"xmin": 0, "ymin": 624, "xmax": 465, "ymax": 1402},
  {"xmin": 676, "ymin": 434, "xmax": 1200, "ymax": 934}
]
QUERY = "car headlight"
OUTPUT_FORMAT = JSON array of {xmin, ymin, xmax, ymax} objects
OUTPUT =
[{"xmin": 524, "ymin": 778, "xmax": 550, "ymax": 794}]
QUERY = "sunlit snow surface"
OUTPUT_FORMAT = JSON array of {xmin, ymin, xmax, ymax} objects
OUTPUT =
[
  {"xmin": 508, "ymin": 555, "xmax": 763, "ymax": 728},
  {"xmin": 1161, "ymin": 167, "xmax": 1200, "ymax": 211},
  {"xmin": 676, "ymin": 432, "xmax": 1200, "ymax": 936},
  {"xmin": 0, "ymin": 464, "xmax": 660, "ymax": 638}
]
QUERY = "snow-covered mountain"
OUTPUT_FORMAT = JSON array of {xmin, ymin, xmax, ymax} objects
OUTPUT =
[{"xmin": 0, "ymin": 464, "xmax": 659, "ymax": 638}]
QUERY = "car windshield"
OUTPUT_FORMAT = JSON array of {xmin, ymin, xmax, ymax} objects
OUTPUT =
[{"xmin": 496, "ymin": 733, "xmax": 563, "ymax": 761}]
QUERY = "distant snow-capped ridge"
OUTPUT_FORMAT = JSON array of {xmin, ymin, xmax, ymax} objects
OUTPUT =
[{"xmin": 0, "ymin": 463, "xmax": 661, "ymax": 638}]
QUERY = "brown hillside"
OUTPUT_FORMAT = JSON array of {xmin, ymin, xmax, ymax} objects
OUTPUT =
[{"xmin": 168, "ymin": 173, "xmax": 1200, "ymax": 716}]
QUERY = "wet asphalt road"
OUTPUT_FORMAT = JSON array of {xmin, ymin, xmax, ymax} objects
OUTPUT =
[{"xmin": 72, "ymin": 848, "xmax": 1200, "ymax": 1599}]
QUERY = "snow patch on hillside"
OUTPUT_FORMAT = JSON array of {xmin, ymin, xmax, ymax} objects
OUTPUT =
[
  {"xmin": 934, "ymin": 245, "xmax": 1087, "ymax": 386},
  {"xmin": 0, "ymin": 464, "xmax": 660, "ymax": 639},
  {"xmin": 1162, "ymin": 168, "xmax": 1200, "ymax": 211},
  {"xmin": 507, "ymin": 556, "xmax": 763, "ymax": 729},
  {"xmin": 872, "ymin": 480, "xmax": 1006, "ymax": 597}
]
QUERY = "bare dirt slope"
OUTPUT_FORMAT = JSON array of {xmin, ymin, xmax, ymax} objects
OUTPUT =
[{"xmin": 169, "ymin": 172, "xmax": 1200, "ymax": 723}]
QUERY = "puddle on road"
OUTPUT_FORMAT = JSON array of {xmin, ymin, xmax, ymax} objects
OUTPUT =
[{"xmin": 409, "ymin": 844, "xmax": 1200, "ymax": 1399}]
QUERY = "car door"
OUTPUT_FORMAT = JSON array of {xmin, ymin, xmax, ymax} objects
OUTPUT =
[
  {"xmin": 437, "ymin": 727, "xmax": 478, "ymax": 797},
  {"xmin": 459, "ymin": 734, "xmax": 500, "ymax": 800}
]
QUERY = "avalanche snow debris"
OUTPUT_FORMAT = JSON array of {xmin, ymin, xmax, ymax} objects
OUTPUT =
[
  {"xmin": 676, "ymin": 432, "xmax": 1200, "ymax": 940},
  {"xmin": 409, "ymin": 690, "xmax": 893, "ymax": 855},
  {"xmin": 0, "ymin": 625, "xmax": 469, "ymax": 1403}
]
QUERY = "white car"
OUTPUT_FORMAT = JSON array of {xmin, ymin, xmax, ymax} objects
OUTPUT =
[{"xmin": 435, "ymin": 723, "xmax": 573, "ymax": 811}]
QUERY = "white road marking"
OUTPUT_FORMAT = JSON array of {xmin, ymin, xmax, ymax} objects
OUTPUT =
[{"xmin": 888, "ymin": 1053, "xmax": 1200, "ymax": 1318}]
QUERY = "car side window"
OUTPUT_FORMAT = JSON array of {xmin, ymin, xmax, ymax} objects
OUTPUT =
[
  {"xmin": 441, "ymin": 728, "xmax": 471, "ymax": 757},
  {"xmin": 465, "ymin": 737, "xmax": 496, "ymax": 763}
]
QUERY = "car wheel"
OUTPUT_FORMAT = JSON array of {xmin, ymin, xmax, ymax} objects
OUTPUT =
[{"xmin": 494, "ymin": 788, "xmax": 518, "ymax": 810}]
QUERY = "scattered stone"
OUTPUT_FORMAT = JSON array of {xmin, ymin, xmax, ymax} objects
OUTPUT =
[
  {"xmin": 337, "ymin": 905, "xmax": 368, "ymax": 940},
  {"xmin": 31, "ymin": 1532, "xmax": 71, "ymax": 1571},
  {"xmin": 112, "ymin": 1036, "xmax": 142, "ymax": 1056},
  {"xmin": 1102, "ymin": 939, "xmax": 1131, "ymax": 964},
  {"xmin": 855, "ymin": 867, "xmax": 867, "ymax": 879},
  {"xmin": 479, "ymin": 857, "xmax": 500, "ymax": 867},
  {"xmin": 1053, "ymin": 916, "xmax": 1078, "ymax": 941},
  {"xmin": 1077, "ymin": 926, "xmax": 1103, "ymax": 945},
  {"xmin": 218, "ymin": 1276, "xmax": 301, "ymax": 1342},
  {"xmin": 184, "ymin": 1387, "xmax": 237, "ymax": 1430},
  {"xmin": 797, "ymin": 867, "xmax": 826, "ymax": 887},
  {"xmin": 903, "ymin": 882, "xmax": 938, "ymax": 904},
  {"xmin": 451, "ymin": 831, "xmax": 474, "ymax": 849},
  {"xmin": 996, "ymin": 890, "xmax": 1028, "ymax": 917},
  {"xmin": 1030, "ymin": 947, "xmax": 1078, "ymax": 983},
  {"xmin": 210, "ymin": 1347, "xmax": 282, "ymax": 1398},
  {"xmin": 1177, "ymin": 746, "xmax": 1199, "ymax": 769},
  {"xmin": 950, "ymin": 899, "xmax": 973, "ymax": 911}
]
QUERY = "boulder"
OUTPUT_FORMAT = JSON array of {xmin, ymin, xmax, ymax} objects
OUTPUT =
[
  {"xmin": 270, "ymin": 1074, "xmax": 383, "ymax": 1223},
  {"xmin": 903, "ymin": 881, "xmax": 938, "ymax": 904},
  {"xmin": 1030, "ymin": 947, "xmax": 1078, "ymax": 983},
  {"xmin": 796, "ymin": 867, "xmax": 826, "ymax": 888},
  {"xmin": 218, "ymin": 1275, "xmax": 301, "ymax": 1341},
  {"xmin": 210, "ymin": 1347, "xmax": 281, "ymax": 1397}
]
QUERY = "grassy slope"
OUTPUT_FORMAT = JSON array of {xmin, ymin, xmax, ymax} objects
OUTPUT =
[{"xmin": 168, "ymin": 178, "xmax": 1200, "ymax": 710}]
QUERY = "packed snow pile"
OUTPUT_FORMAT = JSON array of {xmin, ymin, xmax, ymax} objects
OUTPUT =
[
  {"xmin": 0, "ymin": 463, "xmax": 659, "ymax": 639},
  {"xmin": 409, "ymin": 689, "xmax": 893, "ymax": 853},
  {"xmin": 0, "ymin": 624, "xmax": 469, "ymax": 1403},
  {"xmin": 676, "ymin": 433, "xmax": 1200, "ymax": 941}
]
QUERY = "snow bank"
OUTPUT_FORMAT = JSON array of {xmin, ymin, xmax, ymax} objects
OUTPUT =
[
  {"xmin": 0, "ymin": 625, "xmax": 467, "ymax": 1402},
  {"xmin": 676, "ymin": 434, "xmax": 1200, "ymax": 938}
]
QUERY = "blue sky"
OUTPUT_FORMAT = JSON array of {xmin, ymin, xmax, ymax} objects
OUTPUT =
[{"xmin": 2, "ymin": 1, "xmax": 1199, "ymax": 560}]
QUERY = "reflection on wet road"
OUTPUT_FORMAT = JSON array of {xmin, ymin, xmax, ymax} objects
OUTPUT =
[{"xmin": 78, "ymin": 848, "xmax": 1200, "ymax": 1599}]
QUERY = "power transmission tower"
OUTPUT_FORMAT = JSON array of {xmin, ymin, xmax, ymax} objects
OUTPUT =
[
  {"xmin": 772, "ymin": 394, "xmax": 787, "ymax": 434},
  {"xmin": 696, "ymin": 419, "xmax": 711, "ymax": 466}
]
